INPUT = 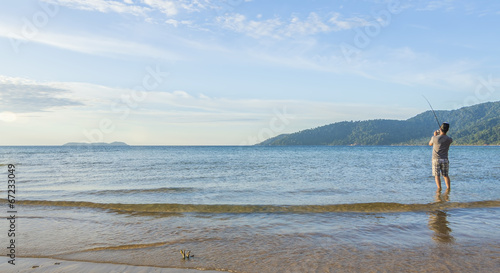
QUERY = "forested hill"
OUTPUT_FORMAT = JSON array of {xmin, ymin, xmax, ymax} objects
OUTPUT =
[{"xmin": 258, "ymin": 101, "xmax": 500, "ymax": 146}]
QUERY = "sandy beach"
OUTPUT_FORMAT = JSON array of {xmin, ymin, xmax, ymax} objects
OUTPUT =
[{"xmin": 0, "ymin": 257, "xmax": 223, "ymax": 273}]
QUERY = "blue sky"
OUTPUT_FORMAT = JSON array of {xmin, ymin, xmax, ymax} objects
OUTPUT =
[{"xmin": 1, "ymin": 0, "xmax": 499, "ymax": 145}]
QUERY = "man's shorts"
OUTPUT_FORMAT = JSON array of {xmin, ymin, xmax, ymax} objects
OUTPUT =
[{"xmin": 432, "ymin": 159, "xmax": 449, "ymax": 177}]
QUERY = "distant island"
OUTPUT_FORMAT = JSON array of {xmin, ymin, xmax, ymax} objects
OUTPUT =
[
  {"xmin": 259, "ymin": 101, "xmax": 500, "ymax": 146},
  {"xmin": 63, "ymin": 141, "xmax": 129, "ymax": 146}
]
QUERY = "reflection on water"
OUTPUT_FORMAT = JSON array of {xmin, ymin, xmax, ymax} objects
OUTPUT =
[
  {"xmin": 428, "ymin": 210, "xmax": 454, "ymax": 243},
  {"xmin": 428, "ymin": 190, "xmax": 454, "ymax": 243},
  {"xmin": 434, "ymin": 189, "xmax": 450, "ymax": 203}
]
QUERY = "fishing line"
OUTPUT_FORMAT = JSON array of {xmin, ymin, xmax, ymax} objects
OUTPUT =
[{"xmin": 422, "ymin": 95, "xmax": 441, "ymax": 128}]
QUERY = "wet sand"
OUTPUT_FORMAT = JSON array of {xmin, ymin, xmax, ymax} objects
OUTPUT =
[
  {"xmin": 5, "ymin": 205, "xmax": 499, "ymax": 273},
  {"xmin": 0, "ymin": 257, "xmax": 223, "ymax": 273}
]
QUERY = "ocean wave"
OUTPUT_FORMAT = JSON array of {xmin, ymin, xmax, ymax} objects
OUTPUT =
[{"xmin": 12, "ymin": 199, "xmax": 500, "ymax": 214}]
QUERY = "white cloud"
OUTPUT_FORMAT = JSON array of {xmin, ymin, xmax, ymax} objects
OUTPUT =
[
  {"xmin": 165, "ymin": 18, "xmax": 193, "ymax": 27},
  {"xmin": 178, "ymin": 0, "xmax": 212, "ymax": 13},
  {"xmin": 40, "ymin": 0, "xmax": 379, "ymax": 38},
  {"xmin": 328, "ymin": 12, "xmax": 371, "ymax": 31},
  {"xmin": 0, "ymin": 75, "xmax": 418, "ymax": 123},
  {"xmin": 416, "ymin": 0, "xmax": 455, "ymax": 11},
  {"xmin": 0, "ymin": 76, "xmax": 84, "ymax": 113},
  {"xmin": 216, "ymin": 12, "xmax": 377, "ymax": 39},
  {"xmin": 54, "ymin": 0, "xmax": 217, "ymax": 21},
  {"xmin": 0, "ymin": 75, "xmax": 425, "ymax": 144},
  {"xmin": 143, "ymin": 0, "xmax": 178, "ymax": 16},
  {"xmin": 0, "ymin": 112, "xmax": 18, "ymax": 122},
  {"xmin": 216, "ymin": 13, "xmax": 282, "ymax": 39},
  {"xmin": 42, "ymin": 0, "xmax": 150, "ymax": 16},
  {"xmin": 43, "ymin": 0, "xmax": 221, "ymax": 18},
  {"xmin": 284, "ymin": 12, "xmax": 331, "ymax": 36},
  {"xmin": 165, "ymin": 18, "xmax": 180, "ymax": 26}
]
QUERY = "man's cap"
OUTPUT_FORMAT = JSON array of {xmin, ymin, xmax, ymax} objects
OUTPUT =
[{"xmin": 440, "ymin": 122, "xmax": 450, "ymax": 131}]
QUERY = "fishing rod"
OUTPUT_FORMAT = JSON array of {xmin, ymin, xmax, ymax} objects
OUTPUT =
[{"xmin": 422, "ymin": 95, "xmax": 441, "ymax": 128}]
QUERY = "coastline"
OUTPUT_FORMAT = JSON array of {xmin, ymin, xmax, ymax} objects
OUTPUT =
[{"xmin": 0, "ymin": 257, "xmax": 224, "ymax": 273}]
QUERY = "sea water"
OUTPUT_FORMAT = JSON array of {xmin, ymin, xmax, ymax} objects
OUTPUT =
[{"xmin": 0, "ymin": 146, "xmax": 499, "ymax": 272}]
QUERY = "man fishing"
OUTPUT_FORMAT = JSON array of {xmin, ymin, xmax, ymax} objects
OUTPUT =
[{"xmin": 428, "ymin": 122, "xmax": 453, "ymax": 190}]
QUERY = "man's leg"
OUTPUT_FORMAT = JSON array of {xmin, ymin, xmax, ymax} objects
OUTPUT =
[
  {"xmin": 443, "ymin": 176, "xmax": 451, "ymax": 189},
  {"xmin": 435, "ymin": 175, "xmax": 442, "ymax": 190},
  {"xmin": 442, "ymin": 161, "xmax": 450, "ymax": 189},
  {"xmin": 432, "ymin": 160, "xmax": 441, "ymax": 190}
]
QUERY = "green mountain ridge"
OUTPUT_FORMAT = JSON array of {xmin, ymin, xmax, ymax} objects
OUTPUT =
[{"xmin": 258, "ymin": 101, "xmax": 500, "ymax": 146}]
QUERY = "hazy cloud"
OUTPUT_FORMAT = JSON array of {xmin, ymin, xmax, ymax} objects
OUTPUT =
[
  {"xmin": 0, "ymin": 23, "xmax": 180, "ymax": 60},
  {"xmin": 0, "ymin": 78, "xmax": 83, "ymax": 113}
]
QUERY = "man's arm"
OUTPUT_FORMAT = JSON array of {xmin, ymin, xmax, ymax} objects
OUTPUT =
[{"xmin": 429, "ymin": 131, "xmax": 438, "ymax": 146}]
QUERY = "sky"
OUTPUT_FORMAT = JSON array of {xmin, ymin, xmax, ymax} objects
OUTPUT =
[{"xmin": 1, "ymin": 0, "xmax": 499, "ymax": 145}]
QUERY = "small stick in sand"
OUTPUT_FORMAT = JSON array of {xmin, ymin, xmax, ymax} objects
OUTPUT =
[{"xmin": 180, "ymin": 250, "xmax": 194, "ymax": 259}]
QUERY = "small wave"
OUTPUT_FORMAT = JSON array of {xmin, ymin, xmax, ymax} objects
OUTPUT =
[
  {"xmin": 83, "ymin": 241, "xmax": 169, "ymax": 252},
  {"xmin": 88, "ymin": 187, "xmax": 197, "ymax": 195},
  {"xmin": 13, "ymin": 199, "xmax": 500, "ymax": 214}
]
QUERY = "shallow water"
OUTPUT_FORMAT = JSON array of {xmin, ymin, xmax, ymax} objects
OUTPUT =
[
  {"xmin": 2, "ymin": 145, "xmax": 499, "ymax": 204},
  {"xmin": 1, "ymin": 146, "xmax": 499, "ymax": 272}
]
